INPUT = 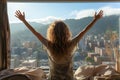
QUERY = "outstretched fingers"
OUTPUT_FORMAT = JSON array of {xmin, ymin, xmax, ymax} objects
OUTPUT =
[
  {"xmin": 15, "ymin": 10, "xmax": 25, "ymax": 21},
  {"xmin": 15, "ymin": 10, "xmax": 22, "ymax": 17},
  {"xmin": 15, "ymin": 10, "xmax": 20, "ymax": 18},
  {"xmin": 23, "ymin": 12, "xmax": 25, "ymax": 17},
  {"xmin": 94, "ymin": 10, "xmax": 103, "ymax": 20},
  {"xmin": 98, "ymin": 10, "xmax": 103, "ymax": 17},
  {"xmin": 15, "ymin": 10, "xmax": 19, "ymax": 15}
]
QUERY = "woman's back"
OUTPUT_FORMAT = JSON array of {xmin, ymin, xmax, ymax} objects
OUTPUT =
[{"xmin": 47, "ymin": 41, "xmax": 76, "ymax": 80}]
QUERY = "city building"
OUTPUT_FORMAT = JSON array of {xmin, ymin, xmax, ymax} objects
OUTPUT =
[
  {"xmin": 88, "ymin": 52, "xmax": 100, "ymax": 58},
  {"xmin": 10, "ymin": 55, "xmax": 21, "ymax": 68}
]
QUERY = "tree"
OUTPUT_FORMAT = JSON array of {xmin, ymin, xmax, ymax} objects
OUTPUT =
[{"xmin": 85, "ymin": 56, "xmax": 95, "ymax": 64}]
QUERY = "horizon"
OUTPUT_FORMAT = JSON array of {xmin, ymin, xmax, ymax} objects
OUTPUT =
[{"xmin": 9, "ymin": 15, "xmax": 119, "ymax": 25}]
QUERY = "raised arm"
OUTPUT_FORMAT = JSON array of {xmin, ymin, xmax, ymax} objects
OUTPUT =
[
  {"xmin": 15, "ymin": 10, "xmax": 48, "ymax": 47},
  {"xmin": 72, "ymin": 10, "xmax": 103, "ymax": 45}
]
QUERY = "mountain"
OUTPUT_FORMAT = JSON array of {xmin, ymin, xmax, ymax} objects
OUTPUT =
[
  {"xmin": 64, "ymin": 15, "xmax": 119, "ymax": 36},
  {"xmin": 10, "ymin": 22, "xmax": 45, "ymax": 33},
  {"xmin": 10, "ymin": 15, "xmax": 119, "ymax": 44}
]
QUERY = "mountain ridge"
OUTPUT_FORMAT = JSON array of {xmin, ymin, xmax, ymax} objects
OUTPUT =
[{"xmin": 10, "ymin": 15, "xmax": 119, "ymax": 44}]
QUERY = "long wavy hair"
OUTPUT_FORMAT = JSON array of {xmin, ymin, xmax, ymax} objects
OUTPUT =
[{"xmin": 47, "ymin": 21, "xmax": 72, "ymax": 54}]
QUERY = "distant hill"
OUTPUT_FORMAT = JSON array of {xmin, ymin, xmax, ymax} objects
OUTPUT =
[
  {"xmin": 10, "ymin": 15, "xmax": 119, "ymax": 44},
  {"xmin": 10, "ymin": 22, "xmax": 45, "ymax": 33},
  {"xmin": 64, "ymin": 15, "xmax": 119, "ymax": 36}
]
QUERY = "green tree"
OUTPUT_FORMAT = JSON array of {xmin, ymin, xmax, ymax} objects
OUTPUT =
[{"xmin": 85, "ymin": 56, "xmax": 94, "ymax": 64}]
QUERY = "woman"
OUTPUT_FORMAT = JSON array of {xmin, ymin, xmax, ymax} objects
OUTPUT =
[{"xmin": 15, "ymin": 10, "xmax": 103, "ymax": 80}]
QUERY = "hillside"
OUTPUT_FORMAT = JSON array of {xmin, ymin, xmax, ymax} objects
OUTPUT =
[{"xmin": 10, "ymin": 15, "xmax": 119, "ymax": 45}]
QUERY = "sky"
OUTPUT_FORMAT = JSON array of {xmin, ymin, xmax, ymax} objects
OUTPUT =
[{"xmin": 7, "ymin": 2, "xmax": 120, "ymax": 24}]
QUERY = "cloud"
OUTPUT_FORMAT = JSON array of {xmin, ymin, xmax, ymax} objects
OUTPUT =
[
  {"xmin": 72, "ymin": 7, "xmax": 120, "ymax": 19},
  {"xmin": 10, "ymin": 16, "xmax": 64, "ymax": 24},
  {"xmin": 28, "ymin": 16, "xmax": 63, "ymax": 24},
  {"xmin": 99, "ymin": 7, "xmax": 120, "ymax": 16},
  {"xmin": 72, "ymin": 9, "xmax": 95, "ymax": 19}
]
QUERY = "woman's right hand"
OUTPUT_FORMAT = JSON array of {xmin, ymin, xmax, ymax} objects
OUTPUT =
[{"xmin": 15, "ymin": 10, "xmax": 25, "ymax": 22}]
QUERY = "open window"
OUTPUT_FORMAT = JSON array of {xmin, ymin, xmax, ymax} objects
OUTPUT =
[
  {"xmin": 7, "ymin": 2, "xmax": 120, "ymax": 71},
  {"xmin": 0, "ymin": 0, "xmax": 120, "ymax": 74}
]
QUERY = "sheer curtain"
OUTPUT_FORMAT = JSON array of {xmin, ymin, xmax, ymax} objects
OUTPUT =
[{"xmin": 0, "ymin": 0, "xmax": 10, "ymax": 70}]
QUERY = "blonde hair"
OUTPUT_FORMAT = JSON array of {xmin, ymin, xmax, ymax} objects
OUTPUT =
[{"xmin": 47, "ymin": 21, "xmax": 72, "ymax": 54}]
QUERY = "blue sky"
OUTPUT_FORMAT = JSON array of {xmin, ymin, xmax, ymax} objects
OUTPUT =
[{"xmin": 7, "ymin": 2, "xmax": 120, "ymax": 23}]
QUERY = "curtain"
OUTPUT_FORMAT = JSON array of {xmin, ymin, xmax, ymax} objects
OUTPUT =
[
  {"xmin": 115, "ymin": 46, "xmax": 120, "ymax": 72},
  {"xmin": 0, "ymin": 0, "xmax": 10, "ymax": 70}
]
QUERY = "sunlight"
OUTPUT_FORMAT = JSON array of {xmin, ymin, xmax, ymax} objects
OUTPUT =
[{"xmin": 8, "ymin": 3, "xmax": 28, "ymax": 23}]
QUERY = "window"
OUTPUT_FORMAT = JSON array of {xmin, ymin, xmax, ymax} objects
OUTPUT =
[{"xmin": 8, "ymin": 2, "xmax": 120, "ymax": 70}]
